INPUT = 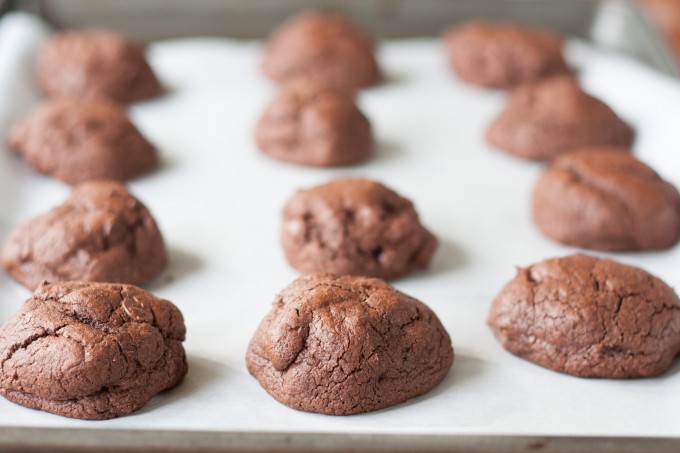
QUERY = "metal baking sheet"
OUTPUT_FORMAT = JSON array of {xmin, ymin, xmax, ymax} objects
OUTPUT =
[
  {"xmin": 0, "ymin": 1, "xmax": 679, "ymax": 451},
  {"xmin": 9, "ymin": 0, "xmax": 679, "ymax": 78}
]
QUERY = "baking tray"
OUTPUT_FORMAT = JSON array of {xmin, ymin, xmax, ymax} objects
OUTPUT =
[
  {"xmin": 5, "ymin": 0, "xmax": 679, "ymax": 78},
  {"xmin": 0, "ymin": 1, "xmax": 679, "ymax": 452}
]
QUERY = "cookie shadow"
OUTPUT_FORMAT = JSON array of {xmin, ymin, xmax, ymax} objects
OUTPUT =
[
  {"xmin": 133, "ymin": 355, "xmax": 227, "ymax": 416},
  {"xmin": 658, "ymin": 359, "xmax": 680, "ymax": 379},
  {"xmin": 378, "ymin": 71, "xmax": 409, "ymax": 88},
  {"xmin": 364, "ymin": 354, "xmax": 486, "ymax": 416},
  {"xmin": 129, "ymin": 84, "xmax": 176, "ymax": 105},
  {"xmin": 146, "ymin": 246, "xmax": 203, "ymax": 290},
  {"xmin": 370, "ymin": 139, "xmax": 402, "ymax": 164},
  {"xmin": 154, "ymin": 84, "xmax": 176, "ymax": 100},
  {"xmin": 153, "ymin": 152, "xmax": 180, "ymax": 175},
  {"xmin": 427, "ymin": 237, "xmax": 468, "ymax": 275},
  {"xmin": 427, "ymin": 354, "xmax": 486, "ymax": 398}
]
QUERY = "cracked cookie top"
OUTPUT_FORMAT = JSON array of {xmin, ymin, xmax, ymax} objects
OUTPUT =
[
  {"xmin": 246, "ymin": 273, "xmax": 453, "ymax": 414},
  {"xmin": 281, "ymin": 178, "xmax": 437, "ymax": 280},
  {"xmin": 0, "ymin": 281, "xmax": 187, "ymax": 419},
  {"xmin": 532, "ymin": 148, "xmax": 680, "ymax": 251},
  {"xmin": 261, "ymin": 11, "xmax": 381, "ymax": 92},
  {"xmin": 1, "ymin": 180, "xmax": 167, "ymax": 290},
  {"xmin": 7, "ymin": 97, "xmax": 158, "ymax": 185},
  {"xmin": 37, "ymin": 29, "xmax": 162, "ymax": 103},
  {"xmin": 443, "ymin": 21, "xmax": 570, "ymax": 89},
  {"xmin": 255, "ymin": 77, "xmax": 373, "ymax": 167},
  {"xmin": 486, "ymin": 75, "xmax": 634, "ymax": 160},
  {"xmin": 488, "ymin": 254, "xmax": 680, "ymax": 378}
]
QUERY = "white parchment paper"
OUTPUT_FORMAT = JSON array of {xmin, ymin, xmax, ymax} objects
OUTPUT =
[{"xmin": 0, "ymin": 12, "xmax": 679, "ymax": 437}]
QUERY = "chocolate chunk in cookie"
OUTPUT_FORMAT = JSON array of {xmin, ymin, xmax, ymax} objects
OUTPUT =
[
  {"xmin": 262, "ymin": 11, "xmax": 381, "ymax": 92},
  {"xmin": 37, "ymin": 29, "xmax": 162, "ymax": 103},
  {"xmin": 7, "ymin": 98, "xmax": 158, "ymax": 185},
  {"xmin": 0, "ymin": 281, "xmax": 187, "ymax": 419},
  {"xmin": 533, "ymin": 148, "xmax": 680, "ymax": 251},
  {"xmin": 247, "ymin": 273, "xmax": 453, "ymax": 414},
  {"xmin": 486, "ymin": 75, "xmax": 634, "ymax": 160},
  {"xmin": 255, "ymin": 77, "xmax": 373, "ymax": 167},
  {"xmin": 281, "ymin": 179, "xmax": 437, "ymax": 280},
  {"xmin": 443, "ymin": 21, "xmax": 570, "ymax": 89},
  {"xmin": 1, "ymin": 180, "xmax": 166, "ymax": 290},
  {"xmin": 488, "ymin": 254, "xmax": 680, "ymax": 378}
]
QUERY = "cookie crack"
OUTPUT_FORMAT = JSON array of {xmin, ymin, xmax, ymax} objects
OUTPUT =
[
  {"xmin": 274, "ymin": 280, "xmax": 404, "ymax": 373},
  {"xmin": 1, "ymin": 328, "xmax": 58, "ymax": 369},
  {"xmin": 28, "ymin": 197, "xmax": 149, "ymax": 269}
]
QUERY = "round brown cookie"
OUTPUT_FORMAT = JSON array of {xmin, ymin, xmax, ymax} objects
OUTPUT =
[
  {"xmin": 255, "ymin": 77, "xmax": 373, "ymax": 167},
  {"xmin": 532, "ymin": 148, "xmax": 680, "ymax": 251},
  {"xmin": 488, "ymin": 254, "xmax": 680, "ymax": 378},
  {"xmin": 7, "ymin": 98, "xmax": 158, "ymax": 185},
  {"xmin": 486, "ymin": 75, "xmax": 634, "ymax": 160},
  {"xmin": 281, "ymin": 179, "xmax": 437, "ymax": 280},
  {"xmin": 247, "ymin": 273, "xmax": 453, "ymax": 414},
  {"xmin": 442, "ymin": 21, "xmax": 570, "ymax": 89},
  {"xmin": 262, "ymin": 11, "xmax": 381, "ymax": 92},
  {"xmin": 0, "ymin": 281, "xmax": 187, "ymax": 420},
  {"xmin": 37, "ymin": 29, "xmax": 162, "ymax": 103},
  {"xmin": 1, "ymin": 180, "xmax": 166, "ymax": 290}
]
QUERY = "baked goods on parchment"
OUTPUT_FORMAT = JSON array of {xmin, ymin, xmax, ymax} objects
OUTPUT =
[
  {"xmin": 488, "ymin": 254, "xmax": 680, "ymax": 378},
  {"xmin": 281, "ymin": 179, "xmax": 437, "ymax": 280},
  {"xmin": 255, "ymin": 77, "xmax": 373, "ymax": 167},
  {"xmin": 0, "ymin": 281, "xmax": 187, "ymax": 419},
  {"xmin": 486, "ymin": 75, "xmax": 634, "ymax": 161},
  {"xmin": 7, "ymin": 98, "xmax": 158, "ymax": 184},
  {"xmin": 36, "ymin": 29, "xmax": 162, "ymax": 103},
  {"xmin": 443, "ymin": 21, "xmax": 570, "ymax": 89},
  {"xmin": 532, "ymin": 148, "xmax": 680, "ymax": 251},
  {"xmin": 247, "ymin": 273, "xmax": 453, "ymax": 414},
  {"xmin": 262, "ymin": 11, "xmax": 381, "ymax": 92},
  {"xmin": 1, "ymin": 181, "xmax": 167, "ymax": 290}
]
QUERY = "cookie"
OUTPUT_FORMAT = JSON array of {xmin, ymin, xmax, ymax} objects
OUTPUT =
[
  {"xmin": 7, "ymin": 98, "xmax": 158, "ymax": 185},
  {"xmin": 0, "ymin": 281, "xmax": 187, "ymax": 419},
  {"xmin": 255, "ymin": 77, "xmax": 373, "ymax": 167},
  {"xmin": 533, "ymin": 148, "xmax": 680, "ymax": 251},
  {"xmin": 488, "ymin": 254, "xmax": 680, "ymax": 378},
  {"xmin": 641, "ymin": 0, "xmax": 680, "ymax": 60},
  {"xmin": 281, "ymin": 179, "xmax": 437, "ymax": 280},
  {"xmin": 1, "ymin": 180, "xmax": 166, "ymax": 290},
  {"xmin": 37, "ymin": 29, "xmax": 162, "ymax": 103},
  {"xmin": 262, "ymin": 11, "xmax": 381, "ymax": 92},
  {"xmin": 443, "ymin": 21, "xmax": 570, "ymax": 89},
  {"xmin": 247, "ymin": 273, "xmax": 453, "ymax": 414},
  {"xmin": 486, "ymin": 75, "xmax": 634, "ymax": 160}
]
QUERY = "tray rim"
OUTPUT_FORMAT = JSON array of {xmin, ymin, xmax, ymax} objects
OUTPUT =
[{"xmin": 0, "ymin": 428, "xmax": 679, "ymax": 453}]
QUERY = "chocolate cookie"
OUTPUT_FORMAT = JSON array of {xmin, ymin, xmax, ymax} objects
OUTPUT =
[
  {"xmin": 1, "ymin": 180, "xmax": 166, "ymax": 290},
  {"xmin": 247, "ymin": 273, "xmax": 453, "ymax": 414},
  {"xmin": 533, "ymin": 148, "xmax": 680, "ymax": 251},
  {"xmin": 0, "ymin": 281, "xmax": 187, "ymax": 419},
  {"xmin": 640, "ymin": 1, "xmax": 680, "ymax": 77},
  {"xmin": 281, "ymin": 179, "xmax": 437, "ymax": 280},
  {"xmin": 486, "ymin": 76, "xmax": 634, "ymax": 160},
  {"xmin": 255, "ymin": 77, "xmax": 373, "ymax": 167},
  {"xmin": 488, "ymin": 254, "xmax": 680, "ymax": 378},
  {"xmin": 443, "ymin": 21, "xmax": 570, "ymax": 89},
  {"xmin": 37, "ymin": 29, "xmax": 162, "ymax": 103},
  {"xmin": 7, "ymin": 98, "xmax": 158, "ymax": 185},
  {"xmin": 262, "ymin": 11, "xmax": 381, "ymax": 92}
]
